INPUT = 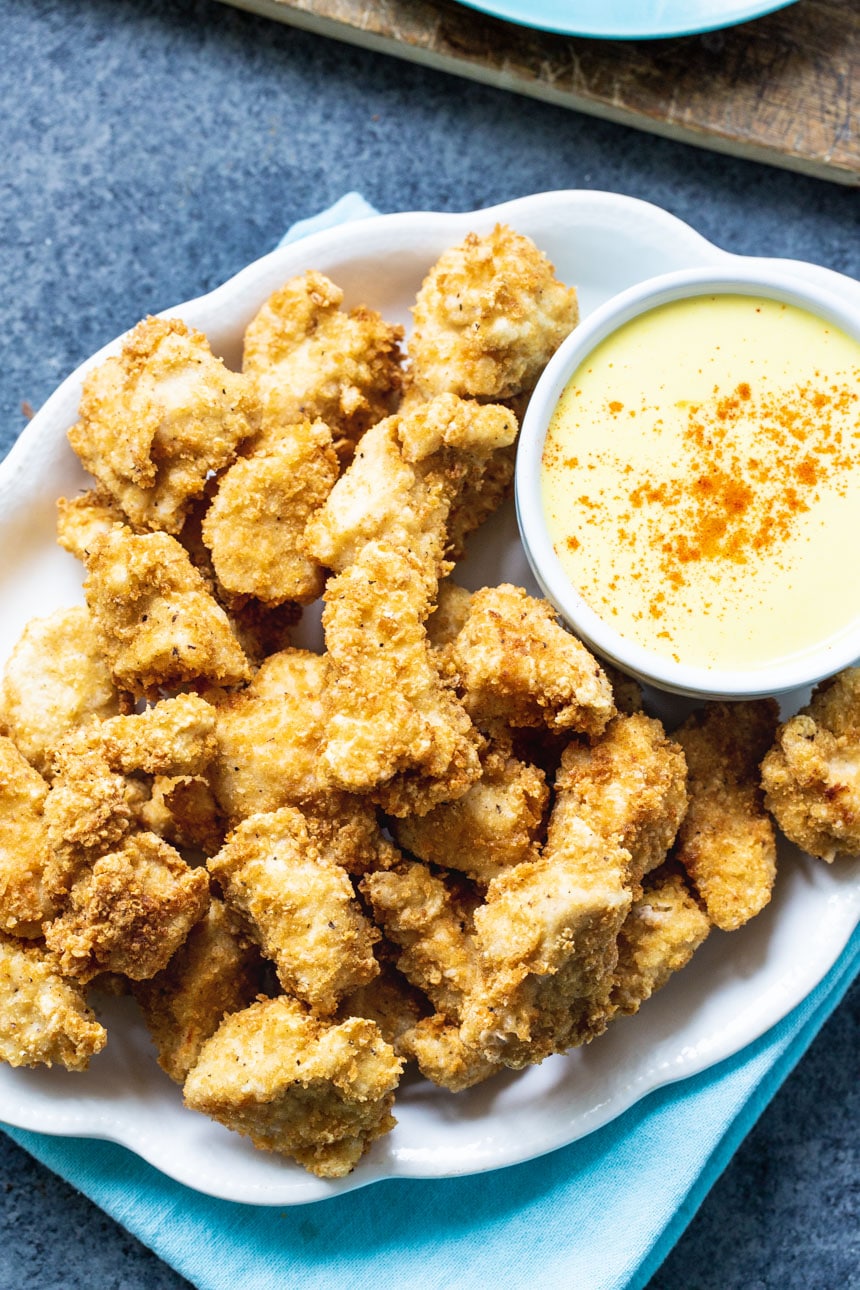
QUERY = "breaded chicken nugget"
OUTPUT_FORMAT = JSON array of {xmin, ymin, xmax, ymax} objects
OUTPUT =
[
  {"xmin": 409, "ymin": 225, "xmax": 578, "ymax": 401},
  {"xmin": 137, "ymin": 774, "xmax": 226, "ymax": 858},
  {"xmin": 321, "ymin": 541, "xmax": 481, "ymax": 814},
  {"xmin": 168, "ymin": 483, "xmax": 305, "ymax": 660},
  {"xmin": 174, "ymin": 491, "xmax": 305, "ymax": 658},
  {"xmin": 66, "ymin": 693, "xmax": 217, "ymax": 779},
  {"xmin": 184, "ymin": 997, "xmax": 402, "ymax": 1177},
  {"xmin": 0, "ymin": 607, "xmax": 123, "ymax": 777},
  {"xmin": 68, "ymin": 316, "xmax": 258, "ymax": 534},
  {"xmin": 398, "ymin": 1013, "xmax": 502, "ymax": 1092},
  {"xmin": 425, "ymin": 579, "xmax": 473, "ymax": 650},
  {"xmin": 608, "ymin": 865, "xmax": 711, "ymax": 1018},
  {"xmin": 762, "ymin": 668, "xmax": 860, "ymax": 862},
  {"xmin": 304, "ymin": 415, "xmax": 451, "ymax": 575},
  {"xmin": 44, "ymin": 831, "xmax": 210, "ymax": 982},
  {"xmin": 467, "ymin": 836, "xmax": 633, "ymax": 1061},
  {"xmin": 441, "ymin": 584, "xmax": 615, "ymax": 738},
  {"xmin": 675, "ymin": 700, "xmax": 778, "ymax": 930},
  {"xmin": 445, "ymin": 441, "xmax": 516, "ymax": 562},
  {"xmin": 302, "ymin": 792, "xmax": 395, "ymax": 878},
  {"xmin": 555, "ymin": 714, "xmax": 689, "ymax": 891},
  {"xmin": 0, "ymin": 934, "xmax": 106, "ymax": 1071},
  {"xmin": 209, "ymin": 648, "xmax": 329, "ymax": 822},
  {"xmin": 0, "ymin": 736, "xmax": 55, "ymax": 936},
  {"xmin": 43, "ymin": 694, "xmax": 217, "ymax": 895},
  {"xmin": 361, "ymin": 860, "xmax": 483, "ymax": 1021},
  {"xmin": 242, "ymin": 270, "xmax": 404, "ymax": 462},
  {"xmin": 305, "ymin": 396, "xmax": 517, "ymax": 576},
  {"xmin": 369, "ymin": 809, "xmax": 633, "ymax": 1074},
  {"xmin": 84, "ymin": 526, "xmax": 251, "ymax": 695},
  {"xmin": 396, "ymin": 391, "xmax": 517, "ymax": 463},
  {"xmin": 202, "ymin": 419, "xmax": 338, "ymax": 605},
  {"xmin": 387, "ymin": 391, "xmax": 518, "ymax": 561},
  {"xmin": 56, "ymin": 489, "xmax": 128, "ymax": 561},
  {"xmin": 400, "ymin": 394, "xmax": 519, "ymax": 561},
  {"xmin": 392, "ymin": 737, "xmax": 548, "ymax": 883},
  {"xmin": 133, "ymin": 898, "xmax": 265, "ymax": 1083},
  {"xmin": 43, "ymin": 746, "xmax": 144, "ymax": 898},
  {"xmin": 458, "ymin": 718, "xmax": 686, "ymax": 1066},
  {"xmin": 209, "ymin": 807, "xmax": 379, "ymax": 1014},
  {"xmin": 338, "ymin": 963, "xmax": 428, "ymax": 1048}
]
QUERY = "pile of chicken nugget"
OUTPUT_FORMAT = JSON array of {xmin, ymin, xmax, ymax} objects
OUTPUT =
[{"xmin": 0, "ymin": 225, "xmax": 858, "ymax": 1179}]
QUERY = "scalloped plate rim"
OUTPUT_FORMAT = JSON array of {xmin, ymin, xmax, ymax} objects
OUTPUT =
[{"xmin": 0, "ymin": 189, "xmax": 856, "ymax": 1206}]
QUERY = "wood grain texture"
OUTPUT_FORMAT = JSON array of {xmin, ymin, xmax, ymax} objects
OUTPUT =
[{"xmin": 216, "ymin": 0, "xmax": 859, "ymax": 185}]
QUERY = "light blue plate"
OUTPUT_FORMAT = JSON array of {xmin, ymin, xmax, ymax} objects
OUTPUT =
[{"xmin": 455, "ymin": 0, "xmax": 798, "ymax": 40}]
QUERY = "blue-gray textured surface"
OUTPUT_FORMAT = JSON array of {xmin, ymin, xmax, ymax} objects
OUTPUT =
[{"xmin": 0, "ymin": 1, "xmax": 857, "ymax": 1287}]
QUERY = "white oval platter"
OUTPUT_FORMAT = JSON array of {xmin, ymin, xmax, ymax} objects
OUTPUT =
[{"xmin": 0, "ymin": 190, "xmax": 857, "ymax": 1205}]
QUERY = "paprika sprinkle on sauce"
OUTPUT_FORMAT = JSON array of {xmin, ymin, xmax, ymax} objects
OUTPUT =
[{"xmin": 541, "ymin": 294, "xmax": 860, "ymax": 671}]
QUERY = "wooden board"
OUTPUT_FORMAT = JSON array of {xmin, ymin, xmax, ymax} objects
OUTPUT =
[{"xmin": 216, "ymin": 0, "xmax": 859, "ymax": 186}]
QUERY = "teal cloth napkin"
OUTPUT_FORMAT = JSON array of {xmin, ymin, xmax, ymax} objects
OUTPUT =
[{"xmin": 3, "ymin": 195, "xmax": 859, "ymax": 1290}]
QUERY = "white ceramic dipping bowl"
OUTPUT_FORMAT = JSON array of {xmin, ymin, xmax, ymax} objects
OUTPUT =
[{"xmin": 515, "ymin": 265, "xmax": 860, "ymax": 700}]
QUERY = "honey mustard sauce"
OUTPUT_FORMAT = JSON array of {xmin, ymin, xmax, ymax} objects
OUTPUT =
[{"xmin": 541, "ymin": 294, "xmax": 860, "ymax": 670}]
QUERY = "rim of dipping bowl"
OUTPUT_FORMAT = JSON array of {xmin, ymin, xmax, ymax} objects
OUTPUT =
[{"xmin": 515, "ymin": 265, "xmax": 860, "ymax": 700}]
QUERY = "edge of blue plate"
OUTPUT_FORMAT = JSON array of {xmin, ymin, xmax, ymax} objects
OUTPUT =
[{"xmin": 453, "ymin": 0, "xmax": 799, "ymax": 41}]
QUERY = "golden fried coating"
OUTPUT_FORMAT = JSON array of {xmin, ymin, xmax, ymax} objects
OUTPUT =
[
  {"xmin": 170, "ymin": 485, "xmax": 299, "ymax": 658},
  {"xmin": 133, "ymin": 898, "xmax": 264, "ymax": 1083},
  {"xmin": 762, "ymin": 670, "xmax": 860, "ymax": 863},
  {"xmin": 425, "ymin": 579, "xmax": 473, "ymax": 650},
  {"xmin": 361, "ymin": 860, "xmax": 483, "ymax": 1020},
  {"xmin": 396, "ymin": 390, "xmax": 517, "ymax": 463},
  {"xmin": 393, "ymin": 739, "xmax": 548, "ymax": 883},
  {"xmin": 209, "ymin": 807, "xmax": 379, "ymax": 1015},
  {"xmin": 63, "ymin": 693, "xmax": 217, "ymax": 779},
  {"xmin": 441, "ymin": 584, "xmax": 616, "ymax": 737},
  {"xmin": 68, "ymin": 316, "xmax": 258, "ymax": 534},
  {"xmin": 398, "ymin": 1013, "xmax": 502, "ymax": 1092},
  {"xmin": 0, "ymin": 736, "xmax": 55, "ymax": 936},
  {"xmin": 209, "ymin": 648, "xmax": 328, "ymax": 822},
  {"xmin": 305, "ymin": 415, "xmax": 449, "ymax": 575},
  {"xmin": 56, "ymin": 489, "xmax": 128, "ymax": 561},
  {"xmin": 0, "ymin": 607, "xmax": 122, "ymax": 777},
  {"xmin": 44, "ymin": 831, "xmax": 210, "ymax": 982},
  {"xmin": 302, "ymin": 792, "xmax": 395, "ymax": 878},
  {"xmin": 43, "ymin": 694, "xmax": 217, "ymax": 896},
  {"xmin": 242, "ymin": 270, "xmax": 404, "ymax": 461},
  {"xmin": 399, "ymin": 394, "xmax": 519, "ymax": 560},
  {"xmin": 83, "ymin": 526, "xmax": 251, "ymax": 695},
  {"xmin": 183, "ymin": 996, "xmax": 402, "ymax": 1177},
  {"xmin": 675, "ymin": 700, "xmax": 778, "ymax": 931},
  {"xmin": 338, "ymin": 963, "xmax": 427, "ymax": 1047},
  {"xmin": 321, "ymin": 541, "xmax": 481, "ymax": 815},
  {"xmin": 202, "ymin": 419, "xmax": 338, "ymax": 605},
  {"xmin": 608, "ymin": 866, "xmax": 711, "ymax": 1018},
  {"xmin": 445, "ymin": 441, "xmax": 516, "ymax": 562},
  {"xmin": 305, "ymin": 396, "xmax": 517, "ymax": 576},
  {"xmin": 467, "ymin": 837, "xmax": 633, "ymax": 1062},
  {"xmin": 456, "ymin": 717, "xmax": 686, "ymax": 1066},
  {"xmin": 555, "ymin": 714, "xmax": 689, "ymax": 891},
  {"xmin": 409, "ymin": 224, "xmax": 578, "ymax": 401},
  {"xmin": 43, "ymin": 746, "xmax": 143, "ymax": 898},
  {"xmin": 0, "ymin": 934, "xmax": 106, "ymax": 1071},
  {"xmin": 138, "ymin": 774, "xmax": 226, "ymax": 857}
]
